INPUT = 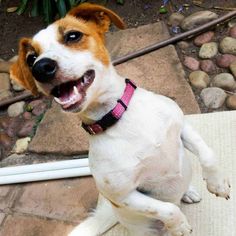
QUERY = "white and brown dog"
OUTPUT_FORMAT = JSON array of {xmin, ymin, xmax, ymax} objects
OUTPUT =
[{"xmin": 10, "ymin": 3, "xmax": 230, "ymax": 236}]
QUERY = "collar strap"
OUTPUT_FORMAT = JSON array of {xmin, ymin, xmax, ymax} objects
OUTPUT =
[{"xmin": 82, "ymin": 79, "xmax": 137, "ymax": 135}]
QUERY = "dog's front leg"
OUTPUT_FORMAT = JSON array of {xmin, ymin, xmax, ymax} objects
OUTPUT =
[
  {"xmin": 117, "ymin": 190, "xmax": 192, "ymax": 236},
  {"xmin": 181, "ymin": 122, "xmax": 230, "ymax": 199}
]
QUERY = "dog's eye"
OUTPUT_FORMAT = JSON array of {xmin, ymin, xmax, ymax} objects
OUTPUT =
[
  {"xmin": 64, "ymin": 31, "xmax": 83, "ymax": 43},
  {"xmin": 26, "ymin": 54, "xmax": 37, "ymax": 67}
]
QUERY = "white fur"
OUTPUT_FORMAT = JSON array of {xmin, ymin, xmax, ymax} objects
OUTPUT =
[{"xmin": 31, "ymin": 16, "xmax": 230, "ymax": 236}]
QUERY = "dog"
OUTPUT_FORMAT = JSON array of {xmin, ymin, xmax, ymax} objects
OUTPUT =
[{"xmin": 10, "ymin": 3, "xmax": 230, "ymax": 236}]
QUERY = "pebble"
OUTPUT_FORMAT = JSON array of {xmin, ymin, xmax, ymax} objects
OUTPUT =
[
  {"xmin": 193, "ymin": 31, "xmax": 214, "ymax": 47},
  {"xmin": 229, "ymin": 26, "xmax": 236, "ymax": 38},
  {"xmin": 14, "ymin": 137, "xmax": 31, "ymax": 154},
  {"xmin": 23, "ymin": 112, "xmax": 32, "ymax": 120},
  {"xmin": 17, "ymin": 120, "xmax": 35, "ymax": 138},
  {"xmin": 183, "ymin": 56, "xmax": 200, "ymax": 70},
  {"xmin": 219, "ymin": 37, "xmax": 236, "ymax": 55},
  {"xmin": 211, "ymin": 73, "xmax": 236, "ymax": 90},
  {"xmin": 226, "ymin": 95, "xmax": 236, "ymax": 110},
  {"xmin": 199, "ymin": 42, "xmax": 218, "ymax": 59},
  {"xmin": 216, "ymin": 54, "xmax": 236, "ymax": 68},
  {"xmin": 177, "ymin": 41, "xmax": 190, "ymax": 50},
  {"xmin": 7, "ymin": 101, "xmax": 25, "ymax": 117},
  {"xmin": 229, "ymin": 61, "xmax": 236, "ymax": 77},
  {"xmin": 5, "ymin": 117, "xmax": 21, "ymax": 137},
  {"xmin": 200, "ymin": 87, "xmax": 227, "ymax": 109},
  {"xmin": 168, "ymin": 12, "xmax": 185, "ymax": 26},
  {"xmin": 180, "ymin": 11, "xmax": 218, "ymax": 31},
  {"xmin": 200, "ymin": 60, "xmax": 217, "ymax": 74},
  {"xmin": 0, "ymin": 132, "xmax": 12, "ymax": 149},
  {"xmin": 189, "ymin": 71, "xmax": 210, "ymax": 89},
  {"xmin": 228, "ymin": 19, "xmax": 236, "ymax": 28},
  {"xmin": 0, "ymin": 61, "xmax": 11, "ymax": 73}
]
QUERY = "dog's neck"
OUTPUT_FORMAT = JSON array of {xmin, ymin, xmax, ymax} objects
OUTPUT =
[{"xmin": 79, "ymin": 64, "xmax": 126, "ymax": 125}]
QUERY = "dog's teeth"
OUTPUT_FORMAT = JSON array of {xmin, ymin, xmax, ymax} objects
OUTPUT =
[
  {"xmin": 73, "ymin": 86, "xmax": 79, "ymax": 95},
  {"xmin": 54, "ymin": 97, "xmax": 62, "ymax": 104}
]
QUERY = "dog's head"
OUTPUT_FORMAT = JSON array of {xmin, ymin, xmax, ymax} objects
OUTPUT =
[{"xmin": 10, "ymin": 3, "xmax": 125, "ymax": 112}]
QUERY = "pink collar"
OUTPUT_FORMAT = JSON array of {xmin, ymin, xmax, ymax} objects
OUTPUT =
[{"xmin": 82, "ymin": 79, "xmax": 136, "ymax": 135}]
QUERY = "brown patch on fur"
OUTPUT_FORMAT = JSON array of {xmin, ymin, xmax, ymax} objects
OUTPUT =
[
  {"xmin": 56, "ymin": 15, "xmax": 110, "ymax": 66},
  {"xmin": 68, "ymin": 3, "xmax": 125, "ymax": 32},
  {"xmin": 10, "ymin": 38, "xmax": 39, "ymax": 95}
]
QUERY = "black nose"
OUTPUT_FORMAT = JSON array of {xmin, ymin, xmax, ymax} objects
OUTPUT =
[{"xmin": 32, "ymin": 58, "xmax": 57, "ymax": 83}]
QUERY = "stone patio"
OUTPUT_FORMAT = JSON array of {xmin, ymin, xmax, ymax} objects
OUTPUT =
[{"xmin": 0, "ymin": 21, "xmax": 200, "ymax": 236}]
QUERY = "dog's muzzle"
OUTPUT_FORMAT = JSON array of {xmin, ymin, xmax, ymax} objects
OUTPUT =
[{"xmin": 32, "ymin": 58, "xmax": 57, "ymax": 83}]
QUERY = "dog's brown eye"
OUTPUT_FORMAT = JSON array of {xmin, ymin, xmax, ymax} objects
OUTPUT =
[
  {"xmin": 64, "ymin": 31, "xmax": 83, "ymax": 43},
  {"xmin": 27, "ymin": 54, "xmax": 37, "ymax": 67}
]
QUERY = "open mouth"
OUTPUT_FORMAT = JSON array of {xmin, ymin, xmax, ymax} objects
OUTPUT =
[{"xmin": 51, "ymin": 70, "xmax": 95, "ymax": 110}]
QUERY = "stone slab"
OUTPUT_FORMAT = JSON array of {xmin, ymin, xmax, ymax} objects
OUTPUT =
[
  {"xmin": 0, "ymin": 186, "xmax": 18, "ymax": 211},
  {"xmin": 29, "ymin": 21, "xmax": 199, "ymax": 154},
  {"xmin": 13, "ymin": 177, "xmax": 98, "ymax": 223},
  {"xmin": 0, "ymin": 213, "xmax": 5, "ymax": 226},
  {"xmin": 29, "ymin": 102, "xmax": 89, "ymax": 155},
  {"xmin": 0, "ymin": 214, "xmax": 74, "ymax": 236}
]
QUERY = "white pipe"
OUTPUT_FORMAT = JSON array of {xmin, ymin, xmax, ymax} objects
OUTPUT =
[
  {"xmin": 0, "ymin": 158, "xmax": 89, "ymax": 176},
  {"xmin": 0, "ymin": 167, "xmax": 91, "ymax": 185}
]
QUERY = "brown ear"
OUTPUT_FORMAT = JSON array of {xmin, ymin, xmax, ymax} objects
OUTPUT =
[
  {"xmin": 68, "ymin": 3, "xmax": 125, "ymax": 33},
  {"xmin": 10, "ymin": 38, "xmax": 39, "ymax": 96}
]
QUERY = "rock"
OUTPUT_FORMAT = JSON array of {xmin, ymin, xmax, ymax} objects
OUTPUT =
[
  {"xmin": 199, "ymin": 42, "xmax": 218, "ymax": 59},
  {"xmin": 193, "ymin": 31, "xmax": 214, "ymax": 47},
  {"xmin": 189, "ymin": 71, "xmax": 210, "ymax": 89},
  {"xmin": 200, "ymin": 60, "xmax": 217, "ymax": 74},
  {"xmin": 211, "ymin": 73, "xmax": 236, "ymax": 90},
  {"xmin": 200, "ymin": 87, "xmax": 227, "ymax": 108},
  {"xmin": 0, "ymin": 61, "xmax": 11, "ymax": 73},
  {"xmin": 11, "ymin": 79, "xmax": 24, "ymax": 92},
  {"xmin": 228, "ymin": 19, "xmax": 236, "ymax": 28},
  {"xmin": 29, "ymin": 102, "xmax": 89, "ymax": 155},
  {"xmin": 219, "ymin": 37, "xmax": 236, "ymax": 55},
  {"xmin": 229, "ymin": 26, "xmax": 236, "ymax": 38},
  {"xmin": 32, "ymin": 103, "xmax": 47, "ymax": 116},
  {"xmin": 28, "ymin": 99, "xmax": 44, "ymax": 109},
  {"xmin": 180, "ymin": 11, "xmax": 218, "ymax": 31},
  {"xmin": 183, "ymin": 56, "xmax": 200, "ymax": 70},
  {"xmin": 168, "ymin": 12, "xmax": 185, "ymax": 26},
  {"xmin": 216, "ymin": 54, "xmax": 236, "ymax": 68},
  {"xmin": 23, "ymin": 112, "xmax": 32, "ymax": 120},
  {"xmin": 5, "ymin": 117, "xmax": 21, "ymax": 137},
  {"xmin": 0, "ymin": 73, "xmax": 10, "ymax": 92},
  {"xmin": 14, "ymin": 137, "xmax": 31, "ymax": 154},
  {"xmin": 226, "ymin": 95, "xmax": 236, "ymax": 110},
  {"xmin": 8, "ymin": 55, "xmax": 18, "ymax": 63},
  {"xmin": 0, "ymin": 132, "xmax": 12, "ymax": 148},
  {"xmin": 229, "ymin": 61, "xmax": 236, "ymax": 77},
  {"xmin": 7, "ymin": 101, "xmax": 25, "ymax": 117},
  {"xmin": 177, "ymin": 41, "xmax": 190, "ymax": 50},
  {"xmin": 17, "ymin": 120, "xmax": 35, "ymax": 138}
]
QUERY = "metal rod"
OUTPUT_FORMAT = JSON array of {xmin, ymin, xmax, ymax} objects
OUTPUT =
[
  {"xmin": 112, "ymin": 11, "xmax": 236, "ymax": 66},
  {"xmin": 0, "ymin": 91, "xmax": 32, "ymax": 108}
]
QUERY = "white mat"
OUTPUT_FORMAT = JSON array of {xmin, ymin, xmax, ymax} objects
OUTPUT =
[{"xmin": 104, "ymin": 111, "xmax": 236, "ymax": 236}]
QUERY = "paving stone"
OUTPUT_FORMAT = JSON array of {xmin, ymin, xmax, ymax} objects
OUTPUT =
[
  {"xmin": 0, "ymin": 213, "xmax": 5, "ymax": 226},
  {"xmin": 14, "ymin": 177, "xmax": 98, "ymax": 222},
  {"xmin": 0, "ymin": 186, "xmax": 18, "ymax": 211},
  {"xmin": 29, "ymin": 22, "xmax": 199, "ymax": 155},
  {"xmin": 0, "ymin": 214, "xmax": 74, "ymax": 236}
]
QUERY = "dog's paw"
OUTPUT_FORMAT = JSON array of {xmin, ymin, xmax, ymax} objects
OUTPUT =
[
  {"xmin": 167, "ymin": 218, "xmax": 192, "ymax": 236},
  {"xmin": 165, "ymin": 209, "xmax": 192, "ymax": 236},
  {"xmin": 181, "ymin": 186, "xmax": 201, "ymax": 204},
  {"xmin": 203, "ymin": 169, "xmax": 230, "ymax": 200}
]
